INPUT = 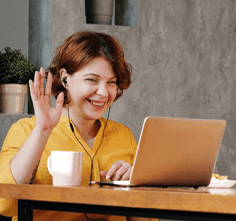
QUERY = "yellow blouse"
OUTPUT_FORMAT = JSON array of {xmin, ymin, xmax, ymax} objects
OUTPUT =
[{"xmin": 0, "ymin": 116, "xmax": 137, "ymax": 221}]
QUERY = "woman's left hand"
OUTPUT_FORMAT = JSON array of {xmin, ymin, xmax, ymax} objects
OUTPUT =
[{"xmin": 100, "ymin": 160, "xmax": 132, "ymax": 181}]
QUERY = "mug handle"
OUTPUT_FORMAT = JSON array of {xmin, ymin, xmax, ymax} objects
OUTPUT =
[{"xmin": 47, "ymin": 155, "xmax": 53, "ymax": 175}]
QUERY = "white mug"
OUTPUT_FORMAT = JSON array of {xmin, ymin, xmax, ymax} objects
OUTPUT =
[{"xmin": 47, "ymin": 151, "xmax": 83, "ymax": 187}]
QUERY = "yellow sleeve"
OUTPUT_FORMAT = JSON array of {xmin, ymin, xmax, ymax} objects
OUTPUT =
[{"xmin": 0, "ymin": 119, "xmax": 34, "ymax": 217}]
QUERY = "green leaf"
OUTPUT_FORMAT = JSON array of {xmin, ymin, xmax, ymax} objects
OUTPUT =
[{"xmin": 0, "ymin": 46, "xmax": 37, "ymax": 84}]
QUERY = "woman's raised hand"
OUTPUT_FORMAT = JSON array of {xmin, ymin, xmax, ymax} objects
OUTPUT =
[{"xmin": 29, "ymin": 67, "xmax": 64, "ymax": 132}]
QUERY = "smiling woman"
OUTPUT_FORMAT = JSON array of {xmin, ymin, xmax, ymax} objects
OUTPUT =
[
  {"xmin": 0, "ymin": 31, "xmax": 150, "ymax": 221},
  {"xmin": 48, "ymin": 31, "xmax": 132, "ymax": 105},
  {"xmin": 59, "ymin": 57, "xmax": 117, "ymax": 122}
]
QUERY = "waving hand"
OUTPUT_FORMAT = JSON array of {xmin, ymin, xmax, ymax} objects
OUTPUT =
[{"xmin": 29, "ymin": 67, "xmax": 64, "ymax": 132}]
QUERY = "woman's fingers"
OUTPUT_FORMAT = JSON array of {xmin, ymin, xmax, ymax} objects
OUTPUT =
[
  {"xmin": 29, "ymin": 79, "xmax": 37, "ymax": 102},
  {"xmin": 31, "ymin": 68, "xmax": 52, "ymax": 101},
  {"xmin": 111, "ymin": 163, "xmax": 130, "ymax": 181},
  {"xmin": 29, "ymin": 67, "xmax": 62, "ymax": 131},
  {"xmin": 45, "ymin": 72, "xmax": 53, "ymax": 105},
  {"xmin": 120, "ymin": 167, "xmax": 132, "ymax": 180},
  {"xmin": 105, "ymin": 160, "xmax": 132, "ymax": 181},
  {"xmin": 54, "ymin": 92, "xmax": 64, "ymax": 114},
  {"xmin": 100, "ymin": 170, "xmax": 108, "ymax": 178},
  {"xmin": 105, "ymin": 161, "xmax": 122, "ymax": 180},
  {"xmin": 34, "ymin": 71, "xmax": 40, "ymax": 96},
  {"xmin": 40, "ymin": 67, "xmax": 45, "ymax": 96},
  {"xmin": 33, "ymin": 68, "xmax": 46, "ymax": 98}
]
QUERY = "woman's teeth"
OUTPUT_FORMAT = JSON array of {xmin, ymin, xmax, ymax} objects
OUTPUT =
[{"xmin": 89, "ymin": 100, "xmax": 105, "ymax": 106}]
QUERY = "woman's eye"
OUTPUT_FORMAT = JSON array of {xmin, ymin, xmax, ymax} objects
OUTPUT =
[
  {"xmin": 108, "ymin": 81, "xmax": 117, "ymax": 84},
  {"xmin": 86, "ymin": 78, "xmax": 97, "ymax": 83}
]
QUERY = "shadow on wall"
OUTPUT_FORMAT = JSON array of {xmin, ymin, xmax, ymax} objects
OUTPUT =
[{"xmin": 115, "ymin": 0, "xmax": 140, "ymax": 26}]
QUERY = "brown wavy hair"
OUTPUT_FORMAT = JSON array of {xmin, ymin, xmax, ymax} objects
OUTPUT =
[{"xmin": 47, "ymin": 30, "xmax": 132, "ymax": 106}]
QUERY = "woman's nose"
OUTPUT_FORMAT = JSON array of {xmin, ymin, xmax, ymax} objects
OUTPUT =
[{"xmin": 96, "ymin": 83, "xmax": 109, "ymax": 97}]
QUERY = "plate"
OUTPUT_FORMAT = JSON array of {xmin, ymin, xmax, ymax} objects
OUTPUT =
[{"xmin": 208, "ymin": 178, "xmax": 236, "ymax": 188}]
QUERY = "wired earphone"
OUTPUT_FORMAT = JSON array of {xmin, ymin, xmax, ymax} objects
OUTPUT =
[{"xmin": 62, "ymin": 78, "xmax": 111, "ymax": 185}]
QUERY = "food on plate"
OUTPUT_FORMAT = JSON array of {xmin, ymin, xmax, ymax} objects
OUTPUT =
[
  {"xmin": 209, "ymin": 173, "xmax": 236, "ymax": 188},
  {"xmin": 212, "ymin": 173, "xmax": 228, "ymax": 180}
]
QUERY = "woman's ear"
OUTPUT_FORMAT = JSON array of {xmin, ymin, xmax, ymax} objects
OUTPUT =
[{"xmin": 60, "ymin": 68, "xmax": 68, "ymax": 82}]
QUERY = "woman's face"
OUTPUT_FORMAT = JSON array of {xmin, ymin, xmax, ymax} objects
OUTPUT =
[{"xmin": 62, "ymin": 57, "xmax": 117, "ymax": 121}]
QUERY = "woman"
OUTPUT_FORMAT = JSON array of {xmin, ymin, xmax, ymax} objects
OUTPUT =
[{"xmin": 0, "ymin": 31, "xmax": 149, "ymax": 221}]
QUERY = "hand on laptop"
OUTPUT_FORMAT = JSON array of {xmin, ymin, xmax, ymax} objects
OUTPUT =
[{"xmin": 100, "ymin": 160, "xmax": 132, "ymax": 181}]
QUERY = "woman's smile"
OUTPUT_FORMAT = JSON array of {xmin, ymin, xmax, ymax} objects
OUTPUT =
[
  {"xmin": 87, "ymin": 99, "xmax": 106, "ymax": 109},
  {"xmin": 61, "ymin": 57, "xmax": 117, "ymax": 121}
]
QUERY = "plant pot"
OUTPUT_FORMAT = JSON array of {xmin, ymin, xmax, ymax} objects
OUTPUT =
[
  {"xmin": 85, "ymin": 0, "xmax": 114, "ymax": 25},
  {"xmin": 0, "ymin": 84, "xmax": 28, "ymax": 114}
]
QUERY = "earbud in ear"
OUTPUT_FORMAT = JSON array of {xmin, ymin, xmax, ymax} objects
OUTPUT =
[{"xmin": 62, "ymin": 78, "xmax": 67, "ymax": 88}]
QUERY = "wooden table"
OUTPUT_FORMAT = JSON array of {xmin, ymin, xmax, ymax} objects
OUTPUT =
[{"xmin": 0, "ymin": 183, "xmax": 236, "ymax": 221}]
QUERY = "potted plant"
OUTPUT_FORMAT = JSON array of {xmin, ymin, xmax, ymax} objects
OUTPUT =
[{"xmin": 0, "ymin": 47, "xmax": 37, "ymax": 114}]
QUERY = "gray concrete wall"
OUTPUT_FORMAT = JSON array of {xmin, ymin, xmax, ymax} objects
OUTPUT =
[
  {"xmin": 52, "ymin": 0, "xmax": 236, "ymax": 181},
  {"xmin": 0, "ymin": 0, "xmax": 28, "ymax": 57},
  {"xmin": 29, "ymin": 0, "xmax": 52, "ymax": 70},
  {"xmin": 115, "ymin": 0, "xmax": 140, "ymax": 27}
]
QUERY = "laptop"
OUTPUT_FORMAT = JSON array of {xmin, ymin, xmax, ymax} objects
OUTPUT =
[{"xmin": 91, "ymin": 117, "xmax": 226, "ymax": 187}]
